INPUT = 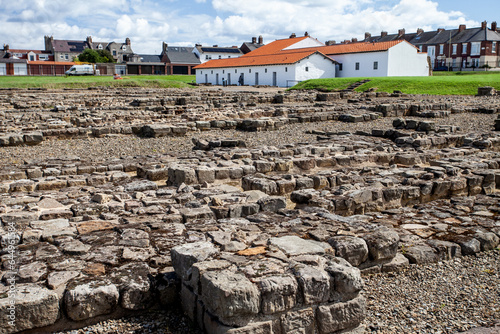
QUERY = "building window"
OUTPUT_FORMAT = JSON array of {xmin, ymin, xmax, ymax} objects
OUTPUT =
[
  {"xmin": 493, "ymin": 42, "xmax": 497, "ymax": 53},
  {"xmin": 338, "ymin": 63, "xmax": 343, "ymax": 71},
  {"xmin": 452, "ymin": 44, "xmax": 457, "ymax": 54},
  {"xmin": 112, "ymin": 50, "xmax": 117, "ymax": 56},
  {"xmin": 452, "ymin": 58, "xmax": 456, "ymax": 67},
  {"xmin": 235, "ymin": 69, "xmax": 237, "ymax": 73},
  {"xmin": 355, "ymin": 62, "xmax": 359, "ymax": 70},
  {"xmin": 200, "ymin": 71, "xmax": 203, "ymax": 74},
  {"xmin": 29, "ymin": 55, "xmax": 35, "ymax": 61},
  {"xmin": 373, "ymin": 61, "xmax": 378, "ymax": 70},
  {"xmin": 218, "ymin": 55, "xmax": 221, "ymax": 59},
  {"xmin": 439, "ymin": 44, "xmax": 444, "ymax": 54},
  {"xmin": 98, "ymin": 44, "xmax": 103, "ymax": 50},
  {"xmin": 305, "ymin": 67, "xmax": 309, "ymax": 72},
  {"xmin": 285, "ymin": 67, "xmax": 287, "ymax": 72},
  {"xmin": 223, "ymin": 70, "xmax": 225, "ymax": 74},
  {"xmin": 206, "ymin": 55, "xmax": 211, "ymax": 60},
  {"xmin": 249, "ymin": 69, "xmax": 251, "ymax": 73},
  {"xmin": 471, "ymin": 42, "xmax": 480, "ymax": 56},
  {"xmin": 228, "ymin": 56, "xmax": 231, "ymax": 58},
  {"xmin": 265, "ymin": 69, "xmax": 267, "ymax": 73},
  {"xmin": 462, "ymin": 43, "xmax": 468, "ymax": 54},
  {"xmin": 472, "ymin": 58, "xmax": 479, "ymax": 67},
  {"xmin": 211, "ymin": 70, "xmax": 213, "ymax": 74},
  {"xmin": 418, "ymin": 45, "xmax": 422, "ymax": 51},
  {"xmin": 60, "ymin": 55, "xmax": 64, "ymax": 59},
  {"xmin": 65, "ymin": 54, "xmax": 69, "ymax": 60}
]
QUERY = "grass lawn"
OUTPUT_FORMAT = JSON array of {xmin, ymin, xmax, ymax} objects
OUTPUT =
[
  {"xmin": 290, "ymin": 71, "xmax": 500, "ymax": 95},
  {"xmin": 0, "ymin": 75, "xmax": 196, "ymax": 89}
]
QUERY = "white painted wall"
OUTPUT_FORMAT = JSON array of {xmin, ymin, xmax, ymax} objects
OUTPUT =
[
  {"xmin": 0, "ymin": 64, "xmax": 6, "ymax": 75},
  {"xmin": 193, "ymin": 48, "xmax": 243, "ymax": 63},
  {"xmin": 283, "ymin": 37, "xmax": 325, "ymax": 50},
  {"xmin": 332, "ymin": 51, "xmax": 389, "ymax": 78},
  {"xmin": 196, "ymin": 54, "xmax": 336, "ymax": 87},
  {"xmin": 387, "ymin": 42, "xmax": 429, "ymax": 76}
]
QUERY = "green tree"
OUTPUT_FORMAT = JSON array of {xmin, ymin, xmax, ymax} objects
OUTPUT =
[{"xmin": 77, "ymin": 48, "xmax": 116, "ymax": 63}]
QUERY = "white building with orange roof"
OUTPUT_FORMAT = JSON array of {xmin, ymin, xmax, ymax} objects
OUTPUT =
[{"xmin": 194, "ymin": 34, "xmax": 429, "ymax": 87}]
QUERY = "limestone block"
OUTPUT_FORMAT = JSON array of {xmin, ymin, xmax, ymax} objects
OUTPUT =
[
  {"xmin": 64, "ymin": 281, "xmax": 119, "ymax": 321},
  {"xmin": 124, "ymin": 180, "xmax": 158, "ymax": 192},
  {"xmin": 328, "ymin": 236, "xmax": 368, "ymax": 267},
  {"xmin": 257, "ymin": 275, "xmax": 298, "ymax": 314},
  {"xmin": 0, "ymin": 284, "xmax": 59, "ymax": 334},
  {"xmin": 316, "ymin": 296, "xmax": 366, "ymax": 334},
  {"xmin": 280, "ymin": 307, "xmax": 315, "ymax": 334},
  {"xmin": 187, "ymin": 260, "xmax": 232, "ymax": 294},
  {"xmin": 168, "ymin": 166, "xmax": 198, "ymax": 186},
  {"xmin": 426, "ymin": 239, "xmax": 462, "ymax": 260},
  {"xmin": 171, "ymin": 241, "xmax": 220, "ymax": 280},
  {"xmin": 362, "ymin": 230, "xmax": 399, "ymax": 261},
  {"xmin": 474, "ymin": 231, "xmax": 499, "ymax": 251},
  {"xmin": 258, "ymin": 196, "xmax": 286, "ymax": 212},
  {"xmin": 292, "ymin": 264, "xmax": 330, "ymax": 304},
  {"xmin": 111, "ymin": 263, "xmax": 154, "ymax": 310},
  {"xmin": 29, "ymin": 218, "xmax": 77, "ymax": 240},
  {"xmin": 16, "ymin": 261, "xmax": 47, "ymax": 283},
  {"xmin": 227, "ymin": 321, "xmax": 273, "ymax": 334},
  {"xmin": 201, "ymin": 271, "xmax": 260, "ymax": 326},
  {"xmin": 326, "ymin": 259, "xmax": 364, "ymax": 302},
  {"xmin": 269, "ymin": 235, "xmax": 331, "ymax": 256},
  {"xmin": 403, "ymin": 244, "xmax": 438, "ymax": 264}
]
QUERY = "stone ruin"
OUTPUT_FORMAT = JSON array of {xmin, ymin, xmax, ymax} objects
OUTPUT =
[{"xmin": 0, "ymin": 87, "xmax": 499, "ymax": 333}]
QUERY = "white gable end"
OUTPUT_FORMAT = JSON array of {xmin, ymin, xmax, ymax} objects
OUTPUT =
[{"xmin": 283, "ymin": 37, "xmax": 325, "ymax": 50}]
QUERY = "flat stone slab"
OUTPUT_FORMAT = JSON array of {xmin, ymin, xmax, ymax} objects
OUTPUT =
[{"xmin": 269, "ymin": 235, "xmax": 332, "ymax": 256}]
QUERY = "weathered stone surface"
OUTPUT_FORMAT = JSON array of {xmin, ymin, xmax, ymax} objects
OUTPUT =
[
  {"xmin": 201, "ymin": 271, "xmax": 260, "ymax": 326},
  {"xmin": 328, "ymin": 236, "xmax": 368, "ymax": 266},
  {"xmin": 0, "ymin": 284, "xmax": 59, "ymax": 334},
  {"xmin": 64, "ymin": 281, "xmax": 119, "ymax": 321},
  {"xmin": 292, "ymin": 263, "xmax": 330, "ymax": 304},
  {"xmin": 363, "ymin": 230, "xmax": 399, "ymax": 261},
  {"xmin": 280, "ymin": 307, "xmax": 315, "ymax": 334},
  {"xmin": 269, "ymin": 236, "xmax": 331, "ymax": 256},
  {"xmin": 316, "ymin": 296, "xmax": 366, "ymax": 334},
  {"xmin": 258, "ymin": 275, "xmax": 298, "ymax": 314},
  {"xmin": 326, "ymin": 258, "xmax": 364, "ymax": 302},
  {"xmin": 171, "ymin": 241, "xmax": 220, "ymax": 280},
  {"xmin": 403, "ymin": 244, "xmax": 438, "ymax": 264}
]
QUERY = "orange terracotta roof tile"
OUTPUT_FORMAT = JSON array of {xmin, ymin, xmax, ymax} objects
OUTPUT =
[{"xmin": 194, "ymin": 50, "xmax": 332, "ymax": 69}]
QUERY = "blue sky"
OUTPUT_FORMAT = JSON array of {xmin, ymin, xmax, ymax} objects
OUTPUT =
[{"xmin": 0, "ymin": 0, "xmax": 498, "ymax": 54}]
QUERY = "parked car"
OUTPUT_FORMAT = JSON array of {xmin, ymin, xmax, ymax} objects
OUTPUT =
[{"xmin": 65, "ymin": 65, "xmax": 96, "ymax": 76}]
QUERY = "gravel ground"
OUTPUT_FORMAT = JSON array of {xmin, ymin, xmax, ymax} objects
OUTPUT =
[
  {"xmin": 54, "ymin": 250, "xmax": 500, "ymax": 334},
  {"xmin": 363, "ymin": 249, "xmax": 500, "ymax": 334},
  {"xmin": 0, "ymin": 113, "xmax": 496, "ymax": 166}
]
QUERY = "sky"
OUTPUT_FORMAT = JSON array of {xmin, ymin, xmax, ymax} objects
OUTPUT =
[{"xmin": 0, "ymin": 0, "xmax": 498, "ymax": 54}]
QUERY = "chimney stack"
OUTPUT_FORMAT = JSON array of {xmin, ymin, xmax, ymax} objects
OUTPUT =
[
  {"xmin": 325, "ymin": 40, "xmax": 336, "ymax": 46},
  {"xmin": 304, "ymin": 31, "xmax": 309, "ymax": 37},
  {"xmin": 343, "ymin": 39, "xmax": 350, "ymax": 44},
  {"xmin": 213, "ymin": 45, "xmax": 218, "ymax": 47},
  {"xmin": 3, "ymin": 44, "xmax": 9, "ymax": 51},
  {"xmin": 492, "ymin": 22, "xmax": 497, "ymax": 31},
  {"xmin": 398, "ymin": 28, "xmax": 405, "ymax": 37},
  {"xmin": 364, "ymin": 32, "xmax": 371, "ymax": 40},
  {"xmin": 86, "ymin": 36, "xmax": 93, "ymax": 45},
  {"xmin": 437, "ymin": 28, "xmax": 444, "ymax": 33},
  {"xmin": 381, "ymin": 31, "xmax": 388, "ymax": 37},
  {"xmin": 290, "ymin": 33, "xmax": 296, "ymax": 38},
  {"xmin": 351, "ymin": 38, "xmax": 358, "ymax": 42},
  {"xmin": 162, "ymin": 42, "xmax": 168, "ymax": 53},
  {"xmin": 417, "ymin": 28, "xmax": 424, "ymax": 35},
  {"xmin": 258, "ymin": 35, "xmax": 263, "ymax": 44},
  {"xmin": 458, "ymin": 24, "xmax": 466, "ymax": 32},
  {"xmin": 252, "ymin": 37, "xmax": 257, "ymax": 43},
  {"xmin": 126, "ymin": 38, "xmax": 131, "ymax": 46},
  {"xmin": 481, "ymin": 21, "xmax": 487, "ymax": 30}
]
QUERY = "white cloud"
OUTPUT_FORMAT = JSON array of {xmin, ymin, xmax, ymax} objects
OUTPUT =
[{"xmin": 0, "ymin": 0, "xmax": 482, "ymax": 54}]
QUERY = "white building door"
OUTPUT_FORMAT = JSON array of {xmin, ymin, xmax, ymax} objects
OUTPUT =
[
  {"xmin": 427, "ymin": 46, "xmax": 435, "ymax": 68},
  {"xmin": 272, "ymin": 72, "xmax": 277, "ymax": 86},
  {"xmin": 255, "ymin": 72, "xmax": 259, "ymax": 85},
  {"xmin": 0, "ymin": 64, "xmax": 6, "ymax": 75}
]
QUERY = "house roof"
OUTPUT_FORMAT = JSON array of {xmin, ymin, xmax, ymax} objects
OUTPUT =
[
  {"xmin": 52, "ymin": 40, "xmax": 87, "ymax": 53},
  {"xmin": 164, "ymin": 47, "xmax": 201, "ymax": 65},
  {"xmin": 195, "ymin": 45, "xmax": 243, "ymax": 54},
  {"xmin": 0, "ymin": 58, "xmax": 27, "ymax": 63},
  {"xmin": 194, "ymin": 37, "xmax": 410, "ymax": 70},
  {"xmin": 137, "ymin": 54, "xmax": 162, "ymax": 63},
  {"xmin": 240, "ymin": 42, "xmax": 264, "ymax": 53}
]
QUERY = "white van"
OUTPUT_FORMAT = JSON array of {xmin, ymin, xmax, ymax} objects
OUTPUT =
[{"xmin": 65, "ymin": 65, "xmax": 96, "ymax": 76}]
